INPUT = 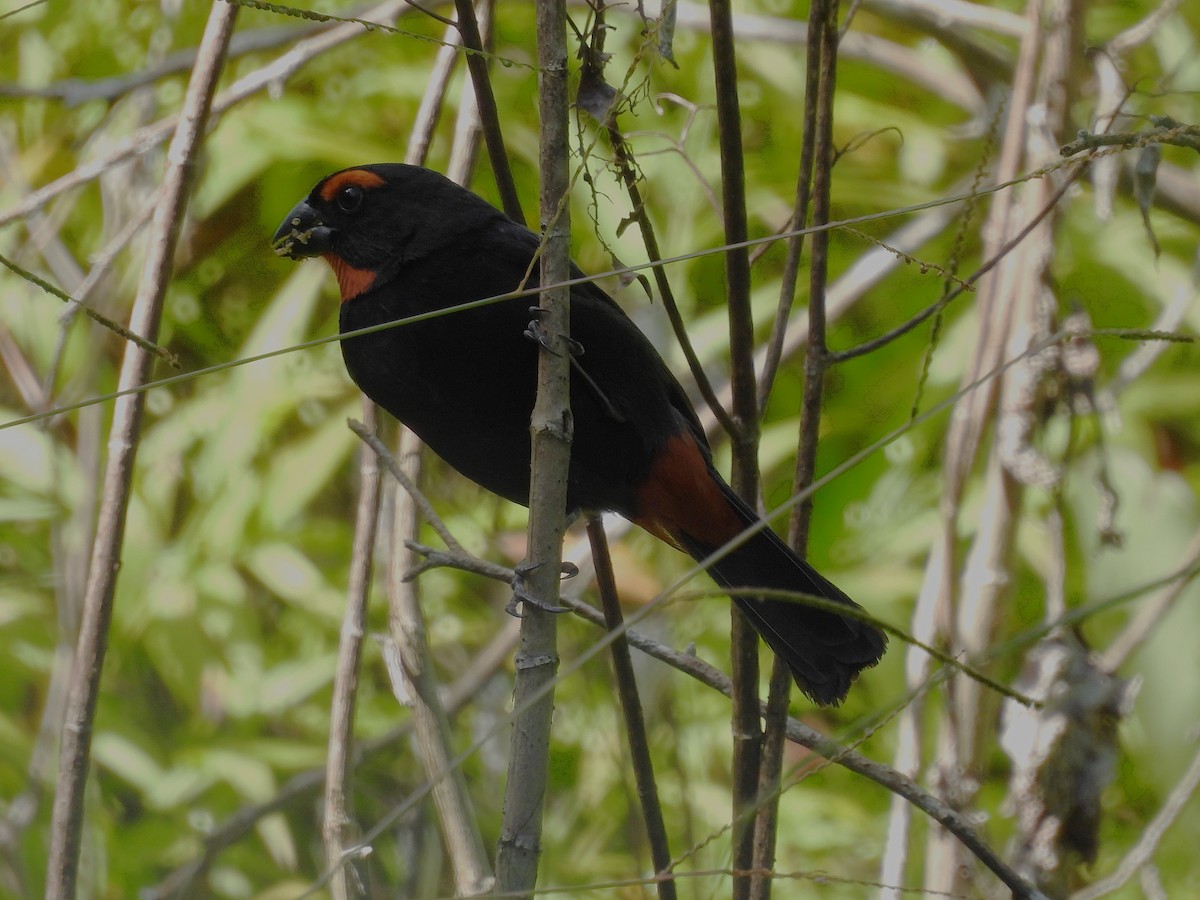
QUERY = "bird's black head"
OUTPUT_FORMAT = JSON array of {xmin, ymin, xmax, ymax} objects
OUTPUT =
[{"xmin": 272, "ymin": 164, "xmax": 506, "ymax": 300}]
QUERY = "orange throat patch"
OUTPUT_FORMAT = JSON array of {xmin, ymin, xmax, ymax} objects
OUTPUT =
[{"xmin": 323, "ymin": 253, "xmax": 376, "ymax": 302}]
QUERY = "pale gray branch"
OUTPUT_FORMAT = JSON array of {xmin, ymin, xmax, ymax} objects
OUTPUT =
[{"xmin": 44, "ymin": 4, "xmax": 238, "ymax": 896}]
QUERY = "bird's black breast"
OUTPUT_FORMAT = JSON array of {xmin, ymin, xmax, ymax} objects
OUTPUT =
[{"xmin": 337, "ymin": 224, "xmax": 699, "ymax": 517}]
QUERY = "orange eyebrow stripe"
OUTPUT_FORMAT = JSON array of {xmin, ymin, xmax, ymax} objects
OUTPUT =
[{"xmin": 319, "ymin": 169, "xmax": 386, "ymax": 202}]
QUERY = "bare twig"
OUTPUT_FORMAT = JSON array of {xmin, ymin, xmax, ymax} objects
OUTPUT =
[
  {"xmin": 1060, "ymin": 121, "xmax": 1200, "ymax": 158},
  {"xmin": 1110, "ymin": 249, "xmax": 1198, "ymax": 392},
  {"xmin": 44, "ymin": 5, "xmax": 238, "ymax": 897},
  {"xmin": 831, "ymin": 166, "xmax": 1083, "ymax": 365},
  {"xmin": 452, "ymin": 0, "xmax": 524, "ymax": 222},
  {"xmin": 0, "ymin": 252, "xmax": 179, "ymax": 367},
  {"xmin": 707, "ymin": 3, "xmax": 762, "ymax": 893},
  {"xmin": 754, "ymin": 0, "xmax": 818, "ymax": 416},
  {"xmin": 601, "ymin": 122, "xmax": 738, "ymax": 438},
  {"xmin": 405, "ymin": 21, "xmax": 464, "ymax": 167},
  {"xmin": 587, "ymin": 516, "xmax": 677, "ymax": 899},
  {"xmin": 348, "ymin": 419, "xmax": 465, "ymax": 554},
  {"xmin": 445, "ymin": 3, "xmax": 486, "ymax": 182},
  {"xmin": 575, "ymin": 16, "xmax": 735, "ymax": 435},
  {"xmin": 753, "ymin": 5, "xmax": 839, "ymax": 895},
  {"xmin": 323, "ymin": 401, "xmax": 382, "ymax": 900},
  {"xmin": 390, "ymin": 427, "xmax": 493, "ymax": 895},
  {"xmin": 0, "ymin": 17, "xmax": 318, "ymax": 105},
  {"xmin": 41, "ymin": 194, "xmax": 162, "ymax": 404}
]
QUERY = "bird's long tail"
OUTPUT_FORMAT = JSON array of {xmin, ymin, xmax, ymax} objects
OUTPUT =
[{"xmin": 673, "ymin": 481, "xmax": 886, "ymax": 705}]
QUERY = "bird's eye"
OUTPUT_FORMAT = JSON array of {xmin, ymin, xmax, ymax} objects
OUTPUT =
[{"xmin": 335, "ymin": 184, "xmax": 363, "ymax": 213}]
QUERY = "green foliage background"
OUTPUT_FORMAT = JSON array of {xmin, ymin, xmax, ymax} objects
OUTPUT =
[{"xmin": 2, "ymin": 0, "xmax": 1200, "ymax": 896}]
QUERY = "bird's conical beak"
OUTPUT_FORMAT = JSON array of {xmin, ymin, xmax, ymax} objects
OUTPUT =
[{"xmin": 272, "ymin": 200, "xmax": 335, "ymax": 259}]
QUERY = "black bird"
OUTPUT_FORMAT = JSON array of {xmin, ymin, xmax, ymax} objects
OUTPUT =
[{"xmin": 273, "ymin": 164, "xmax": 885, "ymax": 703}]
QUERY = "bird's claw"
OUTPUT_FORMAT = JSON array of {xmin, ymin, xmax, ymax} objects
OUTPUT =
[
  {"xmin": 505, "ymin": 560, "xmax": 577, "ymax": 617},
  {"xmin": 524, "ymin": 311, "xmax": 584, "ymax": 358}
]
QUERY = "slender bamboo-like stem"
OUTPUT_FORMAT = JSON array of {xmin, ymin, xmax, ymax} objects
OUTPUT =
[
  {"xmin": 756, "ymin": 3, "xmax": 819, "ymax": 416},
  {"xmin": 390, "ymin": 427, "xmax": 492, "ymax": 895},
  {"xmin": 452, "ymin": 0, "xmax": 523, "ymax": 222},
  {"xmin": 751, "ymin": 5, "xmax": 840, "ymax": 897},
  {"xmin": 44, "ymin": 5, "xmax": 237, "ymax": 897},
  {"xmin": 707, "ymin": 2, "xmax": 762, "ymax": 894},
  {"xmin": 323, "ymin": 401, "xmax": 381, "ymax": 900},
  {"xmin": 587, "ymin": 517, "xmax": 677, "ymax": 900},
  {"xmin": 787, "ymin": 6, "xmax": 837, "ymax": 561},
  {"xmin": 603, "ymin": 126, "xmax": 737, "ymax": 438},
  {"xmin": 395, "ymin": 24, "xmax": 494, "ymax": 894},
  {"xmin": 493, "ymin": 1, "xmax": 571, "ymax": 893}
]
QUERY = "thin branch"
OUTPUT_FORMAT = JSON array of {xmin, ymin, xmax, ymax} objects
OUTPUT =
[
  {"xmin": 445, "ymin": 3, "xmax": 486, "ymax": 183},
  {"xmin": 1109, "ymin": 249, "xmax": 1198, "ymax": 392},
  {"xmin": 708, "ymin": 2, "xmax": 762, "ymax": 893},
  {"xmin": 405, "ymin": 21, "xmax": 464, "ymax": 167},
  {"xmin": 601, "ymin": 123, "xmax": 738, "ymax": 438},
  {"xmin": 348, "ymin": 419, "xmax": 465, "ymax": 554},
  {"xmin": 755, "ymin": 0, "xmax": 819, "ymax": 415},
  {"xmin": 0, "ymin": 17, "xmax": 320, "ymax": 105},
  {"xmin": 1060, "ymin": 120, "xmax": 1200, "ymax": 158},
  {"xmin": 0, "ymin": 252, "xmax": 179, "ymax": 368},
  {"xmin": 44, "ymin": 4, "xmax": 238, "ymax": 897},
  {"xmin": 576, "ymin": 17, "xmax": 735, "ymax": 435},
  {"xmin": 586, "ymin": 516, "xmax": 677, "ymax": 900},
  {"xmin": 390, "ymin": 427, "xmax": 493, "ymax": 895},
  {"xmin": 754, "ymin": 4, "xmax": 839, "ymax": 893},
  {"xmin": 831, "ymin": 164, "xmax": 1083, "ymax": 364},
  {"xmin": 452, "ymin": 0, "xmax": 524, "ymax": 222},
  {"xmin": 323, "ymin": 401, "xmax": 381, "ymax": 900},
  {"xmin": 41, "ymin": 194, "xmax": 162, "ymax": 405}
]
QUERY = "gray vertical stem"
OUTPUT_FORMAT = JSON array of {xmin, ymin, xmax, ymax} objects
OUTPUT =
[
  {"xmin": 44, "ymin": 4, "xmax": 238, "ymax": 898},
  {"xmin": 323, "ymin": 401, "xmax": 381, "ymax": 900},
  {"xmin": 390, "ymin": 428, "xmax": 492, "ymax": 895},
  {"xmin": 493, "ymin": 0, "xmax": 572, "ymax": 895}
]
